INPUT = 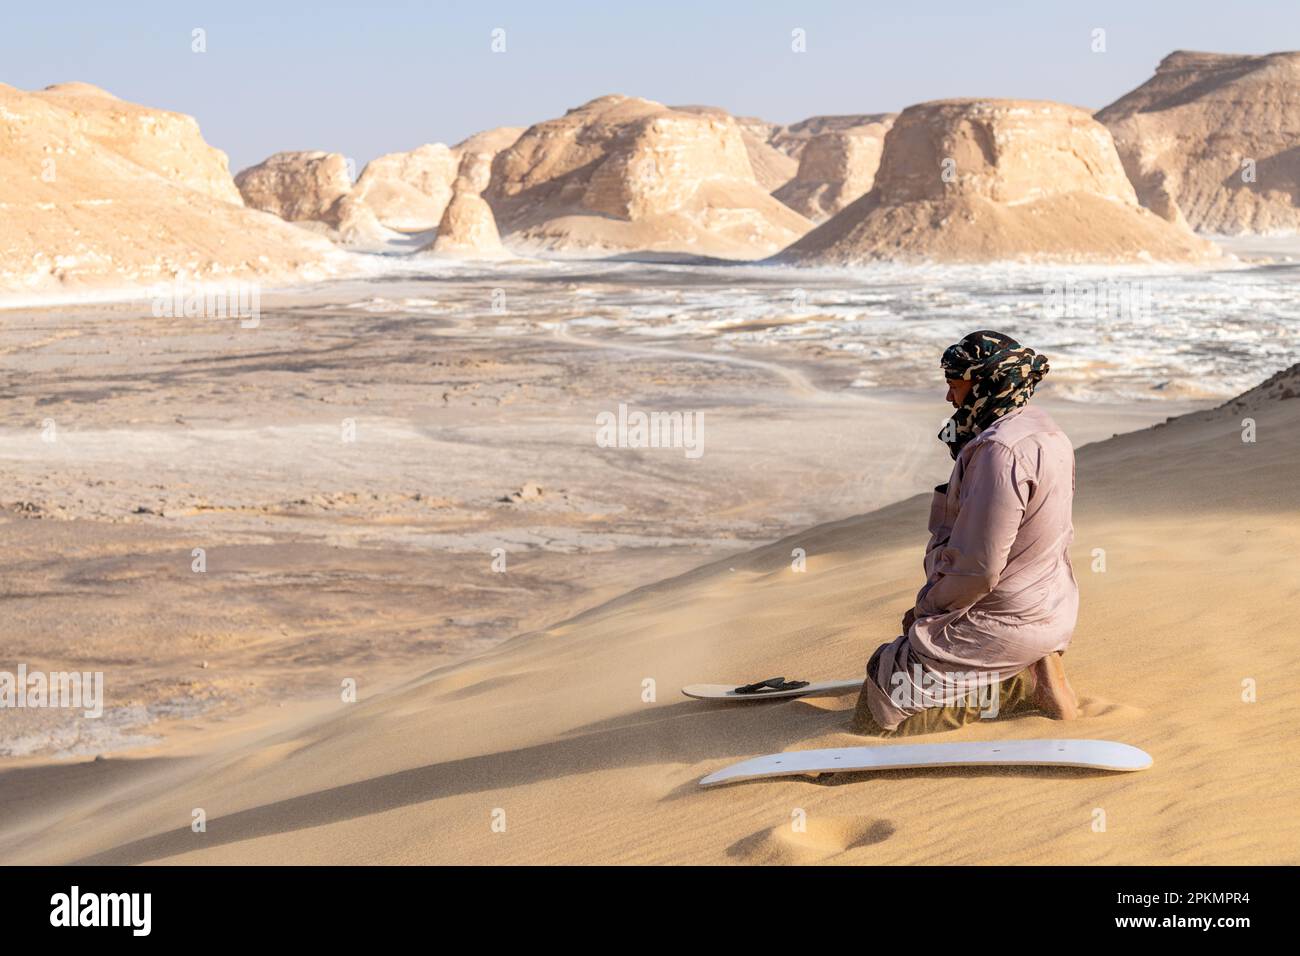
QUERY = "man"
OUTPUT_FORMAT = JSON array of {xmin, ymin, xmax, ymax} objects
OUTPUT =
[{"xmin": 852, "ymin": 330, "xmax": 1080, "ymax": 736}]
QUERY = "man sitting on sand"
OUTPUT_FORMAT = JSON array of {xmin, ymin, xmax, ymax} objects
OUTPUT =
[{"xmin": 852, "ymin": 330, "xmax": 1081, "ymax": 736}]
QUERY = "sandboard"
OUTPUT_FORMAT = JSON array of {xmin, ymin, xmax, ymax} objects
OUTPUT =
[
  {"xmin": 699, "ymin": 738, "xmax": 1152, "ymax": 787},
  {"xmin": 681, "ymin": 678, "xmax": 862, "ymax": 701}
]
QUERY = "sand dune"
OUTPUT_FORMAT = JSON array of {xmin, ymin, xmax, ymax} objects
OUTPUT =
[{"xmin": 3, "ymin": 362, "xmax": 1295, "ymax": 865}]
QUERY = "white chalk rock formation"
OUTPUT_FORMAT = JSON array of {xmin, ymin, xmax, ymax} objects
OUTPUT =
[
  {"xmin": 1097, "ymin": 50, "xmax": 1300, "ymax": 234},
  {"xmin": 778, "ymin": 98, "xmax": 1218, "ymax": 264},
  {"xmin": 773, "ymin": 116, "xmax": 894, "ymax": 221},
  {"xmin": 485, "ymin": 95, "xmax": 813, "ymax": 259},
  {"xmin": 423, "ymin": 152, "xmax": 508, "ymax": 258},
  {"xmin": 234, "ymin": 151, "xmax": 353, "ymax": 223},
  {"xmin": 673, "ymin": 105, "xmax": 798, "ymax": 190},
  {"xmin": 453, "ymin": 126, "xmax": 525, "ymax": 159},
  {"xmin": 349, "ymin": 144, "xmax": 460, "ymax": 232},
  {"xmin": 768, "ymin": 114, "xmax": 894, "ymax": 160},
  {"xmin": 0, "ymin": 83, "xmax": 340, "ymax": 294}
]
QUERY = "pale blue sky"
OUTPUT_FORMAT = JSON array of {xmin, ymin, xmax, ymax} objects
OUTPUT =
[{"xmin": 4, "ymin": 1, "xmax": 1296, "ymax": 172}]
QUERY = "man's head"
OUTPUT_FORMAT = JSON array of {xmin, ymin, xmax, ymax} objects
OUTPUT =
[
  {"xmin": 941, "ymin": 330, "xmax": 1025, "ymax": 407},
  {"xmin": 941, "ymin": 330, "xmax": 1022, "ymax": 377},
  {"xmin": 936, "ymin": 330, "xmax": 1051, "ymax": 459},
  {"xmin": 945, "ymin": 378, "xmax": 973, "ymax": 408}
]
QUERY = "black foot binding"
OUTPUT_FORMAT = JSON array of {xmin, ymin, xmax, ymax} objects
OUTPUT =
[{"xmin": 734, "ymin": 677, "xmax": 810, "ymax": 695}]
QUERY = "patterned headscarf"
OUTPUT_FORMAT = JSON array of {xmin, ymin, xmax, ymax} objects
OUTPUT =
[{"xmin": 938, "ymin": 330, "xmax": 1050, "ymax": 459}]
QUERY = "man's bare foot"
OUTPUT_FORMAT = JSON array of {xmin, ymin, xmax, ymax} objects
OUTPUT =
[{"xmin": 1028, "ymin": 652, "xmax": 1079, "ymax": 719}]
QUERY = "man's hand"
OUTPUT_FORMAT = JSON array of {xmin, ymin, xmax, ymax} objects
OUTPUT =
[{"xmin": 901, "ymin": 606, "xmax": 916, "ymax": 634}]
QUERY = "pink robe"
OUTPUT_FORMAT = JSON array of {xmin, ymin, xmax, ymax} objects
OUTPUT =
[{"xmin": 863, "ymin": 405, "xmax": 1079, "ymax": 730}]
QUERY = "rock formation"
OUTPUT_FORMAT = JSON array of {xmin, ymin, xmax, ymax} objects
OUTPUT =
[
  {"xmin": 349, "ymin": 143, "xmax": 460, "ymax": 232},
  {"xmin": 423, "ymin": 152, "xmax": 508, "ymax": 258},
  {"xmin": 673, "ymin": 106, "xmax": 797, "ymax": 190},
  {"xmin": 330, "ymin": 195, "xmax": 404, "ymax": 247},
  {"xmin": 1096, "ymin": 50, "xmax": 1300, "ymax": 234},
  {"xmin": 232, "ymin": 125, "xmax": 526, "ymax": 241},
  {"xmin": 778, "ymin": 98, "xmax": 1218, "ymax": 264},
  {"xmin": 41, "ymin": 82, "xmax": 244, "ymax": 204},
  {"xmin": 234, "ymin": 150, "xmax": 353, "ymax": 223},
  {"xmin": 485, "ymin": 95, "xmax": 813, "ymax": 259},
  {"xmin": 453, "ymin": 126, "xmax": 525, "ymax": 159},
  {"xmin": 0, "ymin": 83, "xmax": 340, "ymax": 294},
  {"xmin": 768, "ymin": 114, "xmax": 894, "ymax": 160},
  {"xmin": 773, "ymin": 116, "xmax": 893, "ymax": 221}
]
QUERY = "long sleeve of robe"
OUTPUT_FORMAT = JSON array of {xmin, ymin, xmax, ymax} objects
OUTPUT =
[{"xmin": 862, "ymin": 405, "xmax": 1079, "ymax": 730}]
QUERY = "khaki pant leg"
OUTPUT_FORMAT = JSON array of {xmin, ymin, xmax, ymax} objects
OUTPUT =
[
  {"xmin": 890, "ymin": 669, "xmax": 1034, "ymax": 738},
  {"xmin": 850, "ymin": 665, "xmax": 1035, "ymax": 738}
]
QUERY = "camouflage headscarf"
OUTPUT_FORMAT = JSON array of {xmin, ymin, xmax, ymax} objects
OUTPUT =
[{"xmin": 938, "ymin": 330, "xmax": 1050, "ymax": 459}]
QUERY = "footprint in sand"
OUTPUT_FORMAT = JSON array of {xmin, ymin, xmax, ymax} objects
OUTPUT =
[{"xmin": 728, "ymin": 816, "xmax": 895, "ymax": 864}]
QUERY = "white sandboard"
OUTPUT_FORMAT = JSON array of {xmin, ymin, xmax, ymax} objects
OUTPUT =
[
  {"xmin": 682, "ymin": 678, "xmax": 862, "ymax": 701},
  {"xmin": 699, "ymin": 739, "xmax": 1152, "ymax": 787}
]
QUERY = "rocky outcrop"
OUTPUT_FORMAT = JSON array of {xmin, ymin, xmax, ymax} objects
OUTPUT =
[
  {"xmin": 1216, "ymin": 362, "xmax": 1300, "ymax": 414},
  {"xmin": 235, "ymin": 131, "xmax": 521, "ymax": 239},
  {"xmin": 485, "ymin": 95, "xmax": 813, "ymax": 259},
  {"xmin": 778, "ymin": 98, "xmax": 1219, "ymax": 264},
  {"xmin": 349, "ymin": 143, "xmax": 460, "ymax": 232},
  {"xmin": 453, "ymin": 126, "xmax": 525, "ymax": 159},
  {"xmin": 768, "ymin": 114, "xmax": 894, "ymax": 160},
  {"xmin": 1096, "ymin": 50, "xmax": 1300, "ymax": 235},
  {"xmin": 423, "ymin": 152, "xmax": 508, "ymax": 258},
  {"xmin": 673, "ymin": 106, "xmax": 797, "ymax": 190},
  {"xmin": 773, "ymin": 116, "xmax": 893, "ymax": 221},
  {"xmin": 234, "ymin": 151, "xmax": 353, "ymax": 223},
  {"xmin": 41, "ymin": 82, "xmax": 244, "ymax": 204},
  {"xmin": 330, "ymin": 195, "xmax": 404, "ymax": 247},
  {"xmin": 0, "ymin": 83, "xmax": 340, "ymax": 294}
]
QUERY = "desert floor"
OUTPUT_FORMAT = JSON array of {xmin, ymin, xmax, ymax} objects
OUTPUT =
[{"xmin": 0, "ymin": 262, "xmax": 1295, "ymax": 864}]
